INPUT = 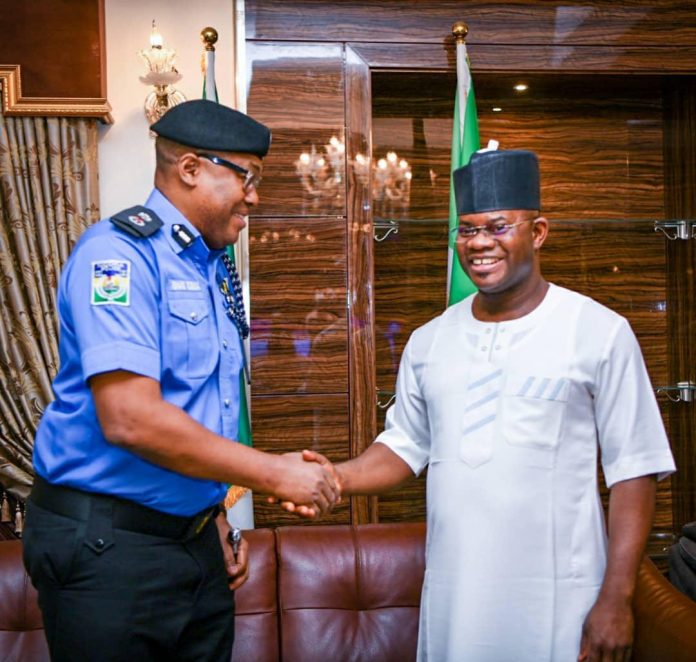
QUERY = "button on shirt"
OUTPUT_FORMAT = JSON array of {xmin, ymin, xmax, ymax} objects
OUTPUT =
[{"xmin": 33, "ymin": 189, "xmax": 244, "ymax": 516}]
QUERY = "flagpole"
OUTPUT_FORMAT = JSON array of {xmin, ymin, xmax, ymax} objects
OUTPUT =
[
  {"xmin": 452, "ymin": 21, "xmax": 469, "ymax": 138},
  {"xmin": 201, "ymin": 27, "xmax": 219, "ymax": 102},
  {"xmin": 447, "ymin": 21, "xmax": 479, "ymax": 307},
  {"xmin": 446, "ymin": 22, "xmax": 469, "ymax": 298}
]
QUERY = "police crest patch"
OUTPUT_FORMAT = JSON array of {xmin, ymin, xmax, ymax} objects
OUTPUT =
[{"xmin": 91, "ymin": 260, "xmax": 131, "ymax": 306}]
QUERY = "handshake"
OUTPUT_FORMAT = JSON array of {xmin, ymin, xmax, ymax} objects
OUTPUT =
[
  {"xmin": 261, "ymin": 442, "xmax": 408, "ymax": 517},
  {"xmin": 267, "ymin": 449, "xmax": 343, "ymax": 519}
]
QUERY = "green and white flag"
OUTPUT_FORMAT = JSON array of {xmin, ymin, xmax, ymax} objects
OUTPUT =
[
  {"xmin": 202, "ymin": 38, "xmax": 254, "ymax": 529},
  {"xmin": 447, "ymin": 39, "xmax": 480, "ymax": 306},
  {"xmin": 202, "ymin": 48, "xmax": 219, "ymax": 102}
]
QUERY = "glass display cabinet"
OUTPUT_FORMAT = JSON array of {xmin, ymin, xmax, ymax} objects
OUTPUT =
[{"xmin": 370, "ymin": 70, "xmax": 696, "ymax": 566}]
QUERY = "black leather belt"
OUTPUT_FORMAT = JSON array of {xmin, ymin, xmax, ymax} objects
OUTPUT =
[{"xmin": 31, "ymin": 475, "xmax": 219, "ymax": 540}]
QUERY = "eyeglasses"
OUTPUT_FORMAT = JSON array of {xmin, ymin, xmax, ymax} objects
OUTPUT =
[
  {"xmin": 452, "ymin": 218, "xmax": 535, "ymax": 240},
  {"xmin": 196, "ymin": 153, "xmax": 262, "ymax": 191}
]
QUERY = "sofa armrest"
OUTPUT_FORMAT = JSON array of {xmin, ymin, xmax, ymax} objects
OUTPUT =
[
  {"xmin": 633, "ymin": 555, "xmax": 696, "ymax": 662},
  {"xmin": 0, "ymin": 540, "xmax": 49, "ymax": 661},
  {"xmin": 231, "ymin": 528, "xmax": 278, "ymax": 662}
]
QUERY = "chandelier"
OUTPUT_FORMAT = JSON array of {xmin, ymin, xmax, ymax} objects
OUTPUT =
[
  {"xmin": 294, "ymin": 136, "xmax": 345, "ymax": 209},
  {"xmin": 371, "ymin": 151, "xmax": 412, "ymax": 216},
  {"xmin": 295, "ymin": 137, "xmax": 412, "ymax": 216}
]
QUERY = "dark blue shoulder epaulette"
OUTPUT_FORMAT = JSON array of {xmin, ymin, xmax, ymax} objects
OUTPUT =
[{"xmin": 110, "ymin": 206, "xmax": 163, "ymax": 238}]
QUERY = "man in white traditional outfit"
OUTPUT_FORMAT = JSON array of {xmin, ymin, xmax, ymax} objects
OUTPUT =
[{"xmin": 289, "ymin": 147, "xmax": 676, "ymax": 661}]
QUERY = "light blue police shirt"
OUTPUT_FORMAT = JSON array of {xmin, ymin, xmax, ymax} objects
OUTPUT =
[{"xmin": 33, "ymin": 189, "xmax": 244, "ymax": 516}]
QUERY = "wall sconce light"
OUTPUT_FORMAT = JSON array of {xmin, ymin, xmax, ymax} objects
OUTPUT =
[{"xmin": 138, "ymin": 20, "xmax": 186, "ymax": 124}]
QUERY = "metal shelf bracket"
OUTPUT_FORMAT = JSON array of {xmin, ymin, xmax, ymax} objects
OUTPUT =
[
  {"xmin": 654, "ymin": 219, "xmax": 696, "ymax": 240},
  {"xmin": 656, "ymin": 381, "xmax": 696, "ymax": 403},
  {"xmin": 373, "ymin": 219, "xmax": 399, "ymax": 242}
]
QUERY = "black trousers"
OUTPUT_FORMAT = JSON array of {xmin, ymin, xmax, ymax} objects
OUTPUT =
[{"xmin": 22, "ymin": 494, "xmax": 235, "ymax": 662}]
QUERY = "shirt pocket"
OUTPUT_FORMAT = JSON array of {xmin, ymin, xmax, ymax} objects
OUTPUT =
[
  {"xmin": 500, "ymin": 373, "xmax": 569, "ymax": 452},
  {"xmin": 166, "ymin": 292, "xmax": 216, "ymax": 379}
]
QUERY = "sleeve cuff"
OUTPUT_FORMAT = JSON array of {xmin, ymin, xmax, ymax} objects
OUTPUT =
[
  {"xmin": 374, "ymin": 431, "xmax": 429, "ymax": 476},
  {"xmin": 603, "ymin": 450, "xmax": 676, "ymax": 488},
  {"xmin": 82, "ymin": 341, "xmax": 161, "ymax": 382}
]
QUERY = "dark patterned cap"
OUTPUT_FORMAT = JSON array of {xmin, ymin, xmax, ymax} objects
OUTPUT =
[
  {"xmin": 150, "ymin": 99, "xmax": 271, "ymax": 157},
  {"xmin": 453, "ymin": 149, "xmax": 540, "ymax": 215}
]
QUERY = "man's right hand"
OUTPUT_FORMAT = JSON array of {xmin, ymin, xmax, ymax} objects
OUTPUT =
[
  {"xmin": 270, "ymin": 444, "xmax": 415, "ymax": 518},
  {"xmin": 271, "ymin": 451, "xmax": 341, "ymax": 517}
]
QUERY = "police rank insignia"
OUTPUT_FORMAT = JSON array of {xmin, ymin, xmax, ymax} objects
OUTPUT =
[
  {"xmin": 91, "ymin": 260, "xmax": 131, "ymax": 306},
  {"xmin": 110, "ymin": 206, "xmax": 163, "ymax": 238}
]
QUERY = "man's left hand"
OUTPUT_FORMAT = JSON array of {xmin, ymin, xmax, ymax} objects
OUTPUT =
[
  {"xmin": 578, "ymin": 596, "xmax": 633, "ymax": 662},
  {"xmin": 215, "ymin": 513, "xmax": 249, "ymax": 591}
]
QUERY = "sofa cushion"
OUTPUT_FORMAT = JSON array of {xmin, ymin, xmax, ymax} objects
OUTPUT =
[{"xmin": 276, "ymin": 522, "xmax": 426, "ymax": 662}]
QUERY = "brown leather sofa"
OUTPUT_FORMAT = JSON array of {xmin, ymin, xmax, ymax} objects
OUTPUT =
[{"xmin": 2, "ymin": 522, "xmax": 696, "ymax": 661}]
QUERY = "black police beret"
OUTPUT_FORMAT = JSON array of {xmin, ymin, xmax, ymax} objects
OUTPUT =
[
  {"xmin": 453, "ymin": 149, "xmax": 540, "ymax": 215},
  {"xmin": 150, "ymin": 99, "xmax": 271, "ymax": 157}
]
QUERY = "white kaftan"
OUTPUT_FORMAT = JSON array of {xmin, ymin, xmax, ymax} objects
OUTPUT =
[{"xmin": 375, "ymin": 284, "xmax": 675, "ymax": 662}]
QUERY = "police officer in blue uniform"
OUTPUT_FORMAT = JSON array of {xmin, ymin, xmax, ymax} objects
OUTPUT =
[{"xmin": 22, "ymin": 100, "xmax": 340, "ymax": 661}]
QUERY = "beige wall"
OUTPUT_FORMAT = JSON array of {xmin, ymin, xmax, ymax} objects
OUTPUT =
[{"xmin": 98, "ymin": 0, "xmax": 235, "ymax": 217}]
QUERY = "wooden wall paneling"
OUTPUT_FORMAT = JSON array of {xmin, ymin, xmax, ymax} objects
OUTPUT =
[
  {"xmin": 345, "ymin": 46, "xmax": 378, "ymax": 524},
  {"xmin": 542, "ymin": 221, "xmax": 667, "ymax": 382},
  {"xmin": 371, "ymin": 70, "xmax": 450, "ymax": 523},
  {"xmin": 377, "ymin": 469, "xmax": 427, "ymax": 523},
  {"xmin": 669, "ymin": 236, "xmax": 696, "ymax": 533},
  {"xmin": 249, "ymin": 217, "xmax": 347, "ymax": 395},
  {"xmin": 351, "ymin": 43, "xmax": 696, "ymax": 74},
  {"xmin": 246, "ymin": 1, "xmax": 696, "ymax": 48},
  {"xmin": 245, "ymin": 42, "xmax": 346, "ymax": 217},
  {"xmin": 372, "ymin": 71, "xmax": 453, "ymax": 221},
  {"xmin": 374, "ymin": 221, "xmax": 450, "ymax": 394},
  {"xmin": 663, "ymin": 76, "xmax": 696, "ymax": 532},
  {"xmin": 654, "ymin": 399, "xmax": 676, "ymax": 535},
  {"xmin": 243, "ymin": 41, "xmax": 350, "ymax": 526},
  {"xmin": 250, "ymin": 394, "xmax": 350, "ymax": 527},
  {"xmin": 0, "ymin": 0, "xmax": 110, "ymax": 121},
  {"xmin": 373, "ymin": 221, "xmax": 446, "ymax": 523},
  {"xmin": 475, "ymin": 74, "xmax": 665, "ymax": 219},
  {"xmin": 373, "ymin": 72, "xmax": 666, "ymax": 220},
  {"xmin": 0, "ymin": 0, "xmax": 105, "ymax": 96}
]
